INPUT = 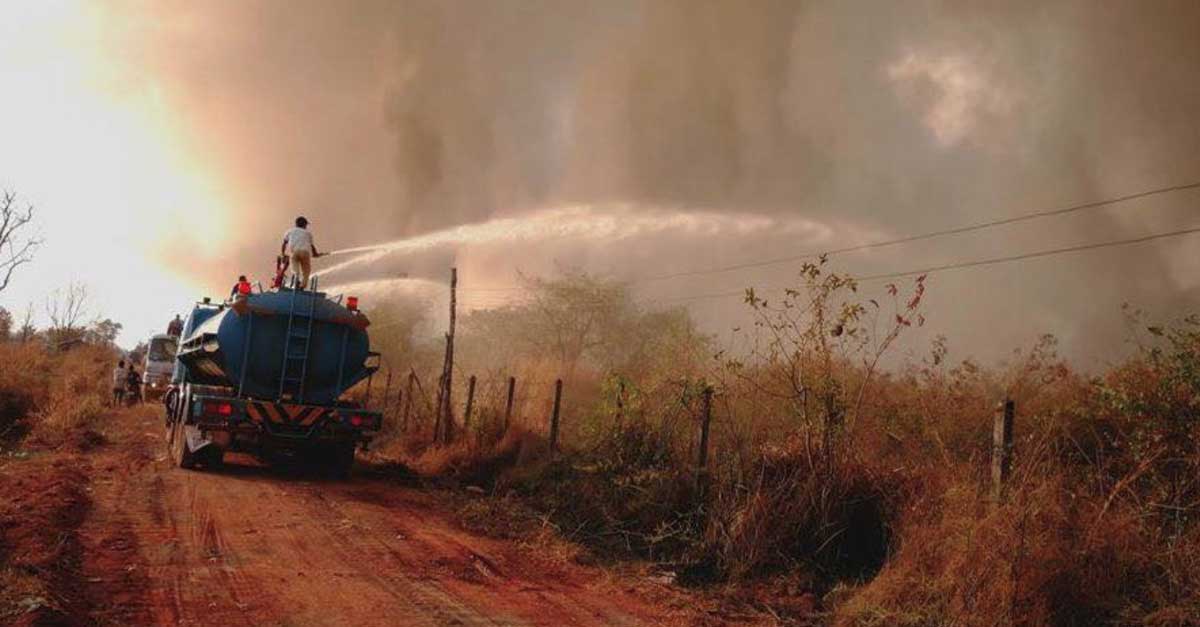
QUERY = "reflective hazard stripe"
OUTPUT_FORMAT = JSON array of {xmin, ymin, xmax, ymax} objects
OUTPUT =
[
  {"xmin": 243, "ymin": 401, "xmax": 328, "ymax": 427},
  {"xmin": 298, "ymin": 407, "xmax": 326, "ymax": 426},
  {"xmin": 262, "ymin": 403, "xmax": 284, "ymax": 424}
]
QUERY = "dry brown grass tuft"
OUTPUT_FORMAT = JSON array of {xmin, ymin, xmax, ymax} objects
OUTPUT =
[
  {"xmin": 0, "ymin": 342, "xmax": 54, "ymax": 439},
  {"xmin": 833, "ymin": 472, "xmax": 1174, "ymax": 627},
  {"xmin": 409, "ymin": 428, "xmax": 547, "ymax": 487},
  {"xmin": 704, "ymin": 435, "xmax": 910, "ymax": 584},
  {"xmin": 0, "ymin": 341, "xmax": 112, "ymax": 449}
]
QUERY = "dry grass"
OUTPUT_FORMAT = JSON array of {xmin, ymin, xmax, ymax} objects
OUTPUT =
[
  {"xmin": 0, "ymin": 341, "xmax": 113, "ymax": 449},
  {"xmin": 368, "ymin": 274, "xmax": 1200, "ymax": 624},
  {"xmin": 380, "ymin": 333, "xmax": 1200, "ymax": 626},
  {"xmin": 834, "ymin": 475, "xmax": 1148, "ymax": 626}
]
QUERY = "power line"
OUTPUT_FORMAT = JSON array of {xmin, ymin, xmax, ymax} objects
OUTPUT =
[
  {"xmin": 652, "ymin": 224, "xmax": 1200, "ymax": 304},
  {"xmin": 631, "ymin": 181, "xmax": 1200, "ymax": 283},
  {"xmin": 855, "ymin": 224, "xmax": 1200, "ymax": 283},
  {"xmin": 369, "ymin": 225, "xmax": 1200, "ymax": 313},
  {"xmin": 348, "ymin": 180, "xmax": 1200, "ymax": 300}
]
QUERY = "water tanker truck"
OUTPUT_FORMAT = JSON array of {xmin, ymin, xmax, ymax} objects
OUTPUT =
[{"xmin": 165, "ymin": 284, "xmax": 382, "ymax": 478}]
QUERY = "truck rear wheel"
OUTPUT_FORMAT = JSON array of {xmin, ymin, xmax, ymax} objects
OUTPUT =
[
  {"xmin": 200, "ymin": 444, "xmax": 224, "ymax": 470},
  {"xmin": 168, "ymin": 385, "xmax": 198, "ymax": 469},
  {"xmin": 325, "ymin": 444, "xmax": 355, "ymax": 480},
  {"xmin": 169, "ymin": 419, "xmax": 198, "ymax": 469}
]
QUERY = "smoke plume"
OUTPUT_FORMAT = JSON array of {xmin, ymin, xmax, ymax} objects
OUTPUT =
[{"xmin": 108, "ymin": 0, "xmax": 1200, "ymax": 363}]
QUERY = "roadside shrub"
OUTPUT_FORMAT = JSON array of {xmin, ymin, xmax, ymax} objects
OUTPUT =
[
  {"xmin": 834, "ymin": 475, "xmax": 1155, "ymax": 627},
  {"xmin": 0, "ymin": 342, "xmax": 112, "ymax": 447},
  {"xmin": 704, "ymin": 433, "xmax": 909, "ymax": 584},
  {"xmin": 374, "ymin": 269, "xmax": 1200, "ymax": 623},
  {"xmin": 409, "ymin": 427, "xmax": 546, "ymax": 487},
  {"xmin": 502, "ymin": 418, "xmax": 701, "ymax": 561},
  {"xmin": 0, "ymin": 342, "xmax": 53, "ymax": 438}
]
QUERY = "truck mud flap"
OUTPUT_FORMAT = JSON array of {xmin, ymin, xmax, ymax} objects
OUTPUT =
[{"xmin": 184, "ymin": 424, "xmax": 215, "ymax": 452}]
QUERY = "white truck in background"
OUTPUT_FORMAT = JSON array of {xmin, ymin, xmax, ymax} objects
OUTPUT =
[{"xmin": 141, "ymin": 333, "xmax": 178, "ymax": 401}]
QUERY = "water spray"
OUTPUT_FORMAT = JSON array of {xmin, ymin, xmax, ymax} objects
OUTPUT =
[{"xmin": 312, "ymin": 204, "xmax": 837, "ymax": 282}]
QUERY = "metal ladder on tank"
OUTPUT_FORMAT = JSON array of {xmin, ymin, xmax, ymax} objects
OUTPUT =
[{"xmin": 278, "ymin": 276, "xmax": 318, "ymax": 403}]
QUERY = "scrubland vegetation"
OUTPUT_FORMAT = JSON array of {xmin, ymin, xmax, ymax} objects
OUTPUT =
[
  {"xmin": 0, "ymin": 312, "xmax": 120, "ymax": 623},
  {"xmin": 0, "ymin": 338, "xmax": 114, "ymax": 449},
  {"xmin": 367, "ymin": 264, "xmax": 1200, "ymax": 625}
]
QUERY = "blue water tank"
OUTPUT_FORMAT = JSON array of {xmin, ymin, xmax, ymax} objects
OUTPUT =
[{"xmin": 175, "ymin": 290, "xmax": 374, "ymax": 405}]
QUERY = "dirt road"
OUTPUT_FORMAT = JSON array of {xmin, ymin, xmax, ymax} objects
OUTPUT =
[{"xmin": 65, "ymin": 408, "xmax": 688, "ymax": 626}]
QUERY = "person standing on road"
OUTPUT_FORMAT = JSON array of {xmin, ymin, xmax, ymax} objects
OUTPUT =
[
  {"xmin": 112, "ymin": 360, "xmax": 127, "ymax": 406},
  {"xmin": 280, "ymin": 216, "xmax": 324, "ymax": 290},
  {"xmin": 126, "ymin": 368, "xmax": 142, "ymax": 405}
]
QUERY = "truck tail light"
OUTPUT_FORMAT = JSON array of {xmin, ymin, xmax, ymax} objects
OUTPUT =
[
  {"xmin": 203, "ymin": 401, "xmax": 233, "ymax": 417},
  {"xmin": 344, "ymin": 413, "xmax": 378, "ymax": 430}
]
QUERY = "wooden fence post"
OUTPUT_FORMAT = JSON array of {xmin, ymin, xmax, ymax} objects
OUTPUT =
[
  {"xmin": 615, "ymin": 380, "xmax": 625, "ymax": 423},
  {"xmin": 383, "ymin": 369, "xmax": 393, "ymax": 411},
  {"xmin": 433, "ymin": 341, "xmax": 448, "ymax": 443},
  {"xmin": 991, "ymin": 399, "xmax": 1015, "ymax": 503},
  {"xmin": 443, "ymin": 267, "xmax": 457, "ymax": 444},
  {"xmin": 395, "ymin": 388, "xmax": 402, "ymax": 428},
  {"xmin": 504, "ymin": 376, "xmax": 516, "ymax": 432},
  {"xmin": 549, "ymin": 379, "xmax": 563, "ymax": 453},
  {"xmin": 402, "ymin": 371, "xmax": 415, "ymax": 432},
  {"xmin": 696, "ymin": 385, "xmax": 714, "ymax": 496},
  {"xmin": 463, "ymin": 375, "xmax": 476, "ymax": 430},
  {"xmin": 697, "ymin": 385, "xmax": 713, "ymax": 471}
]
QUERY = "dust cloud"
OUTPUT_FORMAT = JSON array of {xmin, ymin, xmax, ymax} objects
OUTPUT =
[{"xmin": 105, "ymin": 0, "xmax": 1200, "ymax": 363}]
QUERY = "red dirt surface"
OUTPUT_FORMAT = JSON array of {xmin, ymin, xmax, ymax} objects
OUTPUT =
[
  {"xmin": 0, "ymin": 451, "xmax": 90, "ymax": 626},
  {"xmin": 3, "ymin": 408, "xmax": 705, "ymax": 626}
]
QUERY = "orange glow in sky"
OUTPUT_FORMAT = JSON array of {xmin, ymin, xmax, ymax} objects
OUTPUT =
[{"xmin": 0, "ymin": 1, "xmax": 233, "ymax": 345}]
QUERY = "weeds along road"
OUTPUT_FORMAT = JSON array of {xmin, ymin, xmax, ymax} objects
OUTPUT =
[{"xmin": 69, "ymin": 407, "xmax": 679, "ymax": 626}]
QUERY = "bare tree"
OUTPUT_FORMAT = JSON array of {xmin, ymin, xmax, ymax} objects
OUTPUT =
[
  {"xmin": 0, "ymin": 191, "xmax": 40, "ymax": 293},
  {"xmin": 17, "ymin": 302, "xmax": 35, "ymax": 342},
  {"xmin": 46, "ymin": 282, "xmax": 89, "ymax": 332}
]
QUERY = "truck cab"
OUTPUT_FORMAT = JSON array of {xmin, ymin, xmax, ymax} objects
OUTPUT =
[{"xmin": 142, "ymin": 333, "xmax": 178, "ymax": 401}]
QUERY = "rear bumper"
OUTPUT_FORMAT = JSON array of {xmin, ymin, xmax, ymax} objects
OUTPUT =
[{"xmin": 188, "ymin": 394, "xmax": 381, "ymax": 444}]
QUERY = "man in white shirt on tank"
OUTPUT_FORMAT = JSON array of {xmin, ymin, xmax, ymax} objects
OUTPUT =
[{"xmin": 280, "ymin": 216, "xmax": 324, "ymax": 289}]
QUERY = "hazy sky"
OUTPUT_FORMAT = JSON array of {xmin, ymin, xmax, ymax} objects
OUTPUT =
[{"xmin": 0, "ymin": 1, "xmax": 1197, "ymax": 364}]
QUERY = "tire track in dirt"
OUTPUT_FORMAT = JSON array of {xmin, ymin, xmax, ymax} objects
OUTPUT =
[
  {"xmin": 72, "ymin": 407, "xmax": 684, "ymax": 626},
  {"xmin": 324, "ymin": 484, "xmax": 655, "ymax": 626},
  {"xmin": 297, "ymin": 488, "xmax": 519, "ymax": 626},
  {"xmin": 298, "ymin": 483, "xmax": 655, "ymax": 626},
  {"xmin": 81, "ymin": 414, "xmax": 281, "ymax": 626}
]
